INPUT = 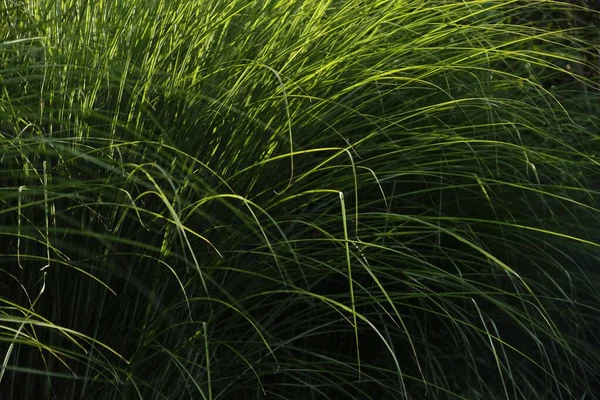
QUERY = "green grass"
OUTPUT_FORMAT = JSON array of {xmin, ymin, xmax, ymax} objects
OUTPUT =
[{"xmin": 1, "ymin": 0, "xmax": 599, "ymax": 399}]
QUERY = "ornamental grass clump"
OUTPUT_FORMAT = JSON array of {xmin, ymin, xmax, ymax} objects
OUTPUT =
[{"xmin": 1, "ymin": 0, "xmax": 599, "ymax": 399}]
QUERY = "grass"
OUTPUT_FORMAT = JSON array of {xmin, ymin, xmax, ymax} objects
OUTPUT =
[{"xmin": 1, "ymin": 0, "xmax": 599, "ymax": 399}]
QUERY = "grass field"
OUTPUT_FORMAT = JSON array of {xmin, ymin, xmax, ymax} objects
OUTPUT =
[{"xmin": 1, "ymin": 0, "xmax": 600, "ymax": 399}]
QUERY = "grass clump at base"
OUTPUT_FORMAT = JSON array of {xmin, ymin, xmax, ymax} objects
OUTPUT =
[{"xmin": 1, "ymin": 0, "xmax": 599, "ymax": 399}]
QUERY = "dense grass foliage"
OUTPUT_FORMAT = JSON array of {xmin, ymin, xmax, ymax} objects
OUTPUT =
[{"xmin": 1, "ymin": 0, "xmax": 599, "ymax": 399}]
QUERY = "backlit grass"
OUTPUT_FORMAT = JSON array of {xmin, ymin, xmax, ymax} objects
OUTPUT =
[{"xmin": 1, "ymin": 0, "xmax": 599, "ymax": 399}]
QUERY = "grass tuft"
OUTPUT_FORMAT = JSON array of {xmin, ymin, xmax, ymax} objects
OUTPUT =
[{"xmin": 1, "ymin": 0, "xmax": 599, "ymax": 399}]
